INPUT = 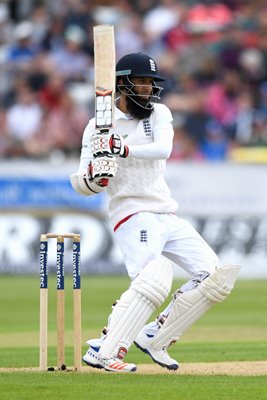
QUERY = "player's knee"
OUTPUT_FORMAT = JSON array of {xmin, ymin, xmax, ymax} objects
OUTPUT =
[
  {"xmin": 199, "ymin": 264, "xmax": 241, "ymax": 304},
  {"xmin": 131, "ymin": 258, "xmax": 173, "ymax": 308}
]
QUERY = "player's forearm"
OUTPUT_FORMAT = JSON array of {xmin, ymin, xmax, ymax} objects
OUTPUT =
[
  {"xmin": 128, "ymin": 140, "xmax": 172, "ymax": 160},
  {"xmin": 128, "ymin": 122, "xmax": 174, "ymax": 160}
]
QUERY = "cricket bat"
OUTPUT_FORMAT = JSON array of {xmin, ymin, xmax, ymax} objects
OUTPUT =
[{"xmin": 93, "ymin": 25, "xmax": 116, "ymax": 133}]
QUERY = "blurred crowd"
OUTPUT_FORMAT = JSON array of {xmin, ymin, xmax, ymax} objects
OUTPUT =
[{"xmin": 1, "ymin": 0, "xmax": 267, "ymax": 162}]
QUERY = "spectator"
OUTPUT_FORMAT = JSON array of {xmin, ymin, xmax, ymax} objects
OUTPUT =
[
  {"xmin": 1, "ymin": 74, "xmax": 29, "ymax": 108},
  {"xmin": 239, "ymin": 47, "xmax": 266, "ymax": 85},
  {"xmin": 29, "ymin": 2, "xmax": 50, "ymax": 47},
  {"xmin": 0, "ymin": 3, "xmax": 12, "ymax": 47},
  {"xmin": 142, "ymin": 0, "xmax": 183, "ymax": 55},
  {"xmin": 170, "ymin": 124, "xmax": 203, "ymax": 161},
  {"xmin": 0, "ymin": 107, "xmax": 8, "ymax": 156},
  {"xmin": 199, "ymin": 119, "xmax": 229, "ymax": 161},
  {"xmin": 115, "ymin": 13, "xmax": 145, "ymax": 59},
  {"xmin": 46, "ymin": 25, "xmax": 91, "ymax": 83},
  {"xmin": 234, "ymin": 90, "xmax": 257, "ymax": 144},
  {"xmin": 64, "ymin": 0, "xmax": 93, "ymax": 32},
  {"xmin": 5, "ymin": 85, "xmax": 43, "ymax": 156},
  {"xmin": 41, "ymin": 16, "xmax": 65, "ymax": 52},
  {"xmin": 38, "ymin": 72, "xmax": 66, "ymax": 112},
  {"xmin": 258, "ymin": 81, "xmax": 267, "ymax": 114},
  {"xmin": 37, "ymin": 90, "xmax": 88, "ymax": 156},
  {"xmin": 0, "ymin": 0, "xmax": 267, "ymax": 161},
  {"xmin": 204, "ymin": 69, "xmax": 243, "ymax": 129},
  {"xmin": 217, "ymin": 25, "xmax": 244, "ymax": 70},
  {"xmin": 5, "ymin": 20, "xmax": 38, "ymax": 66}
]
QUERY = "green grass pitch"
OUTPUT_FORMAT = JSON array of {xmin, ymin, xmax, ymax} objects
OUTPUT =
[{"xmin": 0, "ymin": 275, "xmax": 267, "ymax": 400}]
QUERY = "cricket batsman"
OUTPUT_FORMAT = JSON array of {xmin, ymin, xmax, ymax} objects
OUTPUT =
[{"xmin": 70, "ymin": 52, "xmax": 240, "ymax": 372}]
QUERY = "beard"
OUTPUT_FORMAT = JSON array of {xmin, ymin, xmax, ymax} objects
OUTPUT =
[{"xmin": 126, "ymin": 95, "xmax": 153, "ymax": 120}]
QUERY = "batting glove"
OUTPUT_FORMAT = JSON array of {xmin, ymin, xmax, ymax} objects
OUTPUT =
[
  {"xmin": 90, "ymin": 133, "xmax": 129, "ymax": 158},
  {"xmin": 87, "ymin": 156, "xmax": 118, "ymax": 186}
]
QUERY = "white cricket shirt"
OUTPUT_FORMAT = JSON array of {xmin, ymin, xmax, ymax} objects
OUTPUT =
[{"xmin": 78, "ymin": 103, "xmax": 178, "ymax": 228}]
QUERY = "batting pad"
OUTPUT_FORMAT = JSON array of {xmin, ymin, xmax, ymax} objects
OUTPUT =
[
  {"xmin": 99, "ymin": 258, "xmax": 173, "ymax": 359},
  {"xmin": 150, "ymin": 265, "xmax": 240, "ymax": 350}
]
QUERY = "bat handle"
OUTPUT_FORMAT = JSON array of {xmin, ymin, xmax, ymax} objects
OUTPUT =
[{"xmin": 100, "ymin": 129, "xmax": 110, "ymax": 135}]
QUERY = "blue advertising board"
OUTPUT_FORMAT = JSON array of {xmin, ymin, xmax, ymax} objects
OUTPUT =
[{"xmin": 0, "ymin": 177, "xmax": 105, "ymax": 210}]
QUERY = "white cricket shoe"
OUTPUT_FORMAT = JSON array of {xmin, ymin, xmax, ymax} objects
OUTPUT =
[
  {"xmin": 134, "ymin": 331, "xmax": 179, "ymax": 371},
  {"xmin": 82, "ymin": 339, "xmax": 137, "ymax": 373},
  {"xmin": 82, "ymin": 340, "xmax": 104, "ymax": 370}
]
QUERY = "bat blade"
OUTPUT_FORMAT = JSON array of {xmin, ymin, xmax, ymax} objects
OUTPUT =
[{"xmin": 93, "ymin": 25, "xmax": 115, "ymax": 132}]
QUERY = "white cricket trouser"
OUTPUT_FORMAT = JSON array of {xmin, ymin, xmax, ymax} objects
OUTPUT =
[{"xmin": 115, "ymin": 212, "xmax": 219, "ymax": 280}]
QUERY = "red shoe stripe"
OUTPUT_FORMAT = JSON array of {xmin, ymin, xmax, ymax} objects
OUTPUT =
[
  {"xmin": 117, "ymin": 364, "xmax": 128, "ymax": 370},
  {"xmin": 109, "ymin": 362, "xmax": 129, "ymax": 370},
  {"xmin": 109, "ymin": 362, "xmax": 120, "ymax": 368}
]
